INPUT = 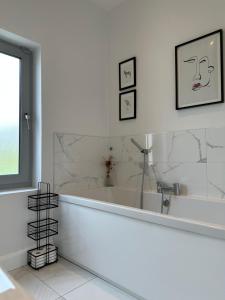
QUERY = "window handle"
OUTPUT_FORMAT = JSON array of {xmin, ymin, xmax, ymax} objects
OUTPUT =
[{"xmin": 24, "ymin": 113, "xmax": 31, "ymax": 130}]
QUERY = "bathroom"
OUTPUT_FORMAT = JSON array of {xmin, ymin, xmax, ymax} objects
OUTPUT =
[{"xmin": 0, "ymin": 0, "xmax": 225, "ymax": 299}]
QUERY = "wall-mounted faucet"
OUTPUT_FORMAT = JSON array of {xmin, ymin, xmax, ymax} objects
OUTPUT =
[
  {"xmin": 157, "ymin": 182, "xmax": 180, "ymax": 196},
  {"xmin": 157, "ymin": 181, "xmax": 181, "ymax": 214}
]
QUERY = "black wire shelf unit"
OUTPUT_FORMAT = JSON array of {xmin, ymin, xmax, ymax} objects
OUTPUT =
[{"xmin": 27, "ymin": 182, "xmax": 59, "ymax": 270}]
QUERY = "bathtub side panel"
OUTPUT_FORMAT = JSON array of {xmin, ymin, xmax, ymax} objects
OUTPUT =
[{"xmin": 56, "ymin": 200, "xmax": 225, "ymax": 300}]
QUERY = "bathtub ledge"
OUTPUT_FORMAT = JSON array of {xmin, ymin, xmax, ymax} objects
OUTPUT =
[{"xmin": 59, "ymin": 194, "xmax": 225, "ymax": 241}]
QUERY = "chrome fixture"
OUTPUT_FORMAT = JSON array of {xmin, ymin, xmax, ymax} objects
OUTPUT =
[
  {"xmin": 130, "ymin": 138, "xmax": 152, "ymax": 210},
  {"xmin": 130, "ymin": 138, "xmax": 152, "ymax": 154},
  {"xmin": 157, "ymin": 182, "xmax": 180, "ymax": 214},
  {"xmin": 157, "ymin": 182, "xmax": 180, "ymax": 196},
  {"xmin": 24, "ymin": 113, "xmax": 31, "ymax": 131}
]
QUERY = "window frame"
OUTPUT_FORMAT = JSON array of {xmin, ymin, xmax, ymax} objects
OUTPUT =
[{"xmin": 0, "ymin": 39, "xmax": 33, "ymax": 189}]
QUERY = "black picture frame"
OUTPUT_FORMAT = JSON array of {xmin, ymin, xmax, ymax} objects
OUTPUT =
[
  {"xmin": 119, "ymin": 57, "xmax": 136, "ymax": 91},
  {"xmin": 119, "ymin": 90, "xmax": 136, "ymax": 121},
  {"xmin": 175, "ymin": 29, "xmax": 224, "ymax": 110}
]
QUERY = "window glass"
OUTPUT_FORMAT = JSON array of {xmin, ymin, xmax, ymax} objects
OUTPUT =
[{"xmin": 0, "ymin": 53, "xmax": 20, "ymax": 175}]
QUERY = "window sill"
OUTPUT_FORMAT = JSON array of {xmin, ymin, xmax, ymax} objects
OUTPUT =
[{"xmin": 0, "ymin": 187, "xmax": 37, "ymax": 196}]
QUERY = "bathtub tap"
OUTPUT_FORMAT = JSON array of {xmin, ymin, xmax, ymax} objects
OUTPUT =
[
  {"xmin": 157, "ymin": 182, "xmax": 180, "ymax": 196},
  {"xmin": 157, "ymin": 182, "xmax": 181, "ymax": 214}
]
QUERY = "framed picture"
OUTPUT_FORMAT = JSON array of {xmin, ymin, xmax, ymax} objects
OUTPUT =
[
  {"xmin": 119, "ymin": 57, "xmax": 136, "ymax": 90},
  {"xmin": 175, "ymin": 29, "xmax": 224, "ymax": 110},
  {"xmin": 119, "ymin": 90, "xmax": 136, "ymax": 121}
]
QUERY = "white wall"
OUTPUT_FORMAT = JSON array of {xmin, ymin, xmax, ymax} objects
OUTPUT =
[
  {"xmin": 0, "ymin": 0, "xmax": 109, "ymax": 269},
  {"xmin": 108, "ymin": 0, "xmax": 225, "ymax": 136},
  {"xmin": 0, "ymin": 0, "xmax": 109, "ymax": 184},
  {"xmin": 0, "ymin": 190, "xmax": 36, "ymax": 270}
]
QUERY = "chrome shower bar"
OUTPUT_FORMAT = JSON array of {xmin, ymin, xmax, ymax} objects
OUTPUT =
[
  {"xmin": 130, "ymin": 138, "xmax": 152, "ymax": 154},
  {"xmin": 130, "ymin": 138, "xmax": 143, "ymax": 152}
]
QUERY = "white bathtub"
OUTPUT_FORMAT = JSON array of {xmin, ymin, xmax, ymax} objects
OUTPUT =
[{"xmin": 56, "ymin": 187, "xmax": 225, "ymax": 300}]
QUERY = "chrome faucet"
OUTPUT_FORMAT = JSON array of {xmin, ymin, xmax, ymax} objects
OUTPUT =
[
  {"xmin": 157, "ymin": 181, "xmax": 180, "ymax": 214},
  {"xmin": 157, "ymin": 181, "xmax": 181, "ymax": 196}
]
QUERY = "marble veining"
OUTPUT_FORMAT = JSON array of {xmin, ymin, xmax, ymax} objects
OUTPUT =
[
  {"xmin": 164, "ymin": 129, "xmax": 207, "ymax": 163},
  {"xmin": 206, "ymin": 142, "xmax": 224, "ymax": 149},
  {"xmin": 167, "ymin": 133, "xmax": 176, "ymax": 162},
  {"xmin": 161, "ymin": 163, "xmax": 183, "ymax": 175},
  {"xmin": 55, "ymin": 133, "xmax": 84, "ymax": 162},
  {"xmin": 53, "ymin": 127, "xmax": 225, "ymax": 201},
  {"xmin": 186, "ymin": 130, "xmax": 206, "ymax": 163},
  {"xmin": 208, "ymin": 181, "xmax": 225, "ymax": 200}
]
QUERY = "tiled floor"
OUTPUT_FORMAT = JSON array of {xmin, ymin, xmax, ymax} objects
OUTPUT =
[{"xmin": 9, "ymin": 258, "xmax": 137, "ymax": 300}]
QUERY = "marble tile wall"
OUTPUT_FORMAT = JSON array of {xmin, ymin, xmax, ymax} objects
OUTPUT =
[
  {"xmin": 53, "ymin": 133, "xmax": 110, "ymax": 193},
  {"xmin": 109, "ymin": 130, "xmax": 208, "ymax": 197},
  {"xmin": 54, "ymin": 128, "xmax": 225, "ymax": 201}
]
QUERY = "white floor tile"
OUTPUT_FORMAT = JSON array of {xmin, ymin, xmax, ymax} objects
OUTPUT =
[
  {"xmin": 9, "ymin": 267, "xmax": 59, "ymax": 300},
  {"xmin": 27, "ymin": 258, "xmax": 95, "ymax": 296},
  {"xmin": 63, "ymin": 278, "xmax": 137, "ymax": 300}
]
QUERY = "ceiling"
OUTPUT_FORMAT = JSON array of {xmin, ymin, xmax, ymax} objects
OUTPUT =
[{"xmin": 89, "ymin": 0, "xmax": 127, "ymax": 11}]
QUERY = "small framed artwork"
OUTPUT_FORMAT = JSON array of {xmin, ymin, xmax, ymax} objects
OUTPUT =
[
  {"xmin": 119, "ymin": 57, "xmax": 136, "ymax": 90},
  {"xmin": 175, "ymin": 29, "xmax": 224, "ymax": 109},
  {"xmin": 119, "ymin": 90, "xmax": 136, "ymax": 121}
]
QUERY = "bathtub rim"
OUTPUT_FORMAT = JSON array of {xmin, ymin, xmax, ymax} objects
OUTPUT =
[{"xmin": 59, "ymin": 193, "xmax": 225, "ymax": 241}]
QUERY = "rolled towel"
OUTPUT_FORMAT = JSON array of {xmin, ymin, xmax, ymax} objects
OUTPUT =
[
  {"xmin": 43, "ymin": 245, "xmax": 57, "ymax": 264},
  {"xmin": 30, "ymin": 247, "xmax": 46, "ymax": 269}
]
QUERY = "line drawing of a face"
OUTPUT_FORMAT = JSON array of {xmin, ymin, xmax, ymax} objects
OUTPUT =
[{"xmin": 184, "ymin": 56, "xmax": 214, "ymax": 91}]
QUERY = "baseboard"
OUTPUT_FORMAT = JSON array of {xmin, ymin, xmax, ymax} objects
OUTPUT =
[{"xmin": 0, "ymin": 249, "xmax": 29, "ymax": 271}]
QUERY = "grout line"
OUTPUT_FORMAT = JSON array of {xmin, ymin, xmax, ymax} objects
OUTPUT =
[
  {"xmin": 10, "ymin": 266, "xmax": 62, "ymax": 299},
  {"xmin": 25, "ymin": 260, "xmax": 96, "ymax": 298},
  {"xmin": 59, "ymin": 257, "xmax": 140, "ymax": 299},
  {"xmin": 24, "ymin": 261, "xmax": 139, "ymax": 299},
  {"xmin": 59, "ymin": 257, "xmax": 142, "ymax": 299},
  {"xmin": 61, "ymin": 277, "xmax": 96, "ymax": 297},
  {"xmin": 24, "ymin": 265, "xmax": 61, "ymax": 298}
]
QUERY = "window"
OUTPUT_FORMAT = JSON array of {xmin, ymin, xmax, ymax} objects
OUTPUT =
[{"xmin": 0, "ymin": 39, "xmax": 32, "ymax": 189}]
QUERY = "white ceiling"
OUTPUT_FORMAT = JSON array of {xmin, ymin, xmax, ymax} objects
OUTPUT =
[{"xmin": 89, "ymin": 0, "xmax": 127, "ymax": 11}]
